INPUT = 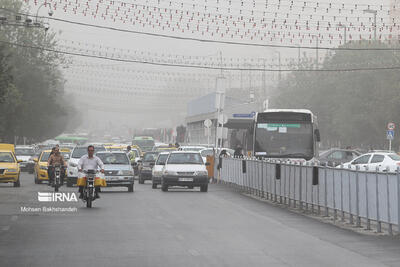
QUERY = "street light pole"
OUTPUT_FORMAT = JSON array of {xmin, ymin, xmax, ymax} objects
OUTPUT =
[
  {"xmin": 35, "ymin": 3, "xmax": 53, "ymax": 22},
  {"xmin": 364, "ymin": 9, "xmax": 377, "ymax": 41}
]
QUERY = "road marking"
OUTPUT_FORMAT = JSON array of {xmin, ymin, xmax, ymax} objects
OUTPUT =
[
  {"xmin": 2, "ymin": 225, "xmax": 10, "ymax": 231},
  {"xmin": 11, "ymin": 215, "xmax": 18, "ymax": 222},
  {"xmin": 188, "ymin": 249, "xmax": 200, "ymax": 256}
]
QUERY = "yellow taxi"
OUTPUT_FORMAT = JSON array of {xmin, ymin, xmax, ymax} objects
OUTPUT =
[
  {"xmin": 33, "ymin": 149, "xmax": 70, "ymax": 184},
  {"xmin": 0, "ymin": 143, "xmax": 21, "ymax": 187}
]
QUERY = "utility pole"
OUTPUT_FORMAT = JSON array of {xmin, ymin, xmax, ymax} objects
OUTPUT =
[
  {"xmin": 297, "ymin": 45, "xmax": 301, "ymax": 70},
  {"xmin": 315, "ymin": 35, "xmax": 319, "ymax": 69},
  {"xmin": 262, "ymin": 58, "xmax": 266, "ymax": 100}
]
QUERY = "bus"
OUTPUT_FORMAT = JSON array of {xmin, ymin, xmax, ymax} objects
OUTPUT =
[
  {"xmin": 132, "ymin": 136, "xmax": 155, "ymax": 153},
  {"xmin": 253, "ymin": 109, "xmax": 320, "ymax": 161}
]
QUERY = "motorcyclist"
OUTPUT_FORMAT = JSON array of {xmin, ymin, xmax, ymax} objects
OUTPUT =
[
  {"xmin": 47, "ymin": 146, "xmax": 67, "ymax": 186},
  {"xmin": 77, "ymin": 145, "xmax": 105, "ymax": 199}
]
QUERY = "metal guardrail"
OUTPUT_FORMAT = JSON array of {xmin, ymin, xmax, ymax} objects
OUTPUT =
[{"xmin": 219, "ymin": 157, "xmax": 400, "ymax": 235}]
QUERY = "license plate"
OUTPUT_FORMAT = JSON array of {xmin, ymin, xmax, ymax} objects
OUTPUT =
[{"xmin": 179, "ymin": 178, "xmax": 193, "ymax": 182}]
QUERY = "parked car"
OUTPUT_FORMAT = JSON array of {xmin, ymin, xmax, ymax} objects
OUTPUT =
[
  {"xmin": 161, "ymin": 151, "xmax": 209, "ymax": 192},
  {"xmin": 152, "ymin": 152, "xmax": 170, "ymax": 189},
  {"xmin": 341, "ymin": 152, "xmax": 400, "ymax": 172},
  {"xmin": 138, "ymin": 152, "xmax": 159, "ymax": 184},
  {"xmin": 96, "ymin": 151, "xmax": 134, "ymax": 192},
  {"xmin": 15, "ymin": 145, "xmax": 36, "ymax": 173},
  {"xmin": 318, "ymin": 148, "xmax": 361, "ymax": 167}
]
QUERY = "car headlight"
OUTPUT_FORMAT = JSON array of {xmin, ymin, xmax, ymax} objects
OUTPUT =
[
  {"xmin": 118, "ymin": 170, "xmax": 133, "ymax": 175},
  {"xmin": 40, "ymin": 166, "xmax": 48, "ymax": 170},
  {"xmin": 6, "ymin": 168, "xmax": 18, "ymax": 173},
  {"xmin": 163, "ymin": 170, "xmax": 177, "ymax": 176},
  {"xmin": 195, "ymin": 171, "xmax": 208, "ymax": 176},
  {"xmin": 69, "ymin": 162, "xmax": 78, "ymax": 168}
]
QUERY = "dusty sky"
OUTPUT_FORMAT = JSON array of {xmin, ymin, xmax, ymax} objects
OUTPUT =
[{"xmin": 25, "ymin": 0, "xmax": 392, "ymax": 135}]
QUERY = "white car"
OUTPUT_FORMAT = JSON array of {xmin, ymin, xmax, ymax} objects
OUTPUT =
[
  {"xmin": 152, "ymin": 152, "xmax": 170, "ymax": 189},
  {"xmin": 15, "ymin": 146, "xmax": 36, "ymax": 173},
  {"xmin": 341, "ymin": 152, "xmax": 400, "ymax": 172},
  {"xmin": 161, "ymin": 151, "xmax": 209, "ymax": 192}
]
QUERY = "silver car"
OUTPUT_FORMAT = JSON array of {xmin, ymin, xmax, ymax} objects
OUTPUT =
[{"xmin": 96, "ymin": 151, "xmax": 134, "ymax": 192}]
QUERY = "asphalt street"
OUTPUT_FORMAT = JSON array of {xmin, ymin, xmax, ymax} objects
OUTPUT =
[{"xmin": 1, "ymin": 173, "xmax": 400, "ymax": 267}]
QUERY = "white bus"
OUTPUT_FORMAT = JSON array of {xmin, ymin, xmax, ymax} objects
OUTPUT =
[{"xmin": 253, "ymin": 109, "xmax": 320, "ymax": 161}]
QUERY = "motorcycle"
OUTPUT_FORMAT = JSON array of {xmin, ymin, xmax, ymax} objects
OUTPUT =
[
  {"xmin": 82, "ymin": 170, "xmax": 96, "ymax": 208},
  {"xmin": 53, "ymin": 164, "xmax": 62, "ymax": 192}
]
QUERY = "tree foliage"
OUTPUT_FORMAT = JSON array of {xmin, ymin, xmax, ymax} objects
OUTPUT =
[
  {"xmin": 0, "ymin": 0, "xmax": 79, "ymax": 143},
  {"xmin": 270, "ymin": 41, "xmax": 400, "ymax": 150}
]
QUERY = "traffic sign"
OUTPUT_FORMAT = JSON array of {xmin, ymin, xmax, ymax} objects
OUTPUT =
[
  {"xmin": 387, "ymin": 130, "xmax": 395, "ymax": 140},
  {"xmin": 388, "ymin": 122, "xmax": 396, "ymax": 130},
  {"xmin": 204, "ymin": 119, "xmax": 212, "ymax": 128},
  {"xmin": 233, "ymin": 112, "xmax": 256, "ymax": 118}
]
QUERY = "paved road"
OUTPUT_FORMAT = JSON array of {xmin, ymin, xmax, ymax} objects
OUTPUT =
[{"xmin": 1, "ymin": 173, "xmax": 400, "ymax": 267}]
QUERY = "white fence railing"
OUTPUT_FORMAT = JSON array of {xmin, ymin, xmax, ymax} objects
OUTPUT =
[{"xmin": 219, "ymin": 157, "xmax": 400, "ymax": 234}]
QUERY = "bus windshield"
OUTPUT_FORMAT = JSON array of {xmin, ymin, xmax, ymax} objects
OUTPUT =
[{"xmin": 254, "ymin": 122, "xmax": 314, "ymax": 159}]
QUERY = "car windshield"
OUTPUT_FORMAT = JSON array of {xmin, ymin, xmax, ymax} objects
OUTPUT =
[
  {"xmin": 143, "ymin": 153, "xmax": 158, "ymax": 162},
  {"xmin": 133, "ymin": 140, "xmax": 155, "ymax": 148},
  {"xmin": 15, "ymin": 148, "xmax": 35, "ymax": 156},
  {"xmin": 97, "ymin": 153, "xmax": 129, "ymax": 164},
  {"xmin": 156, "ymin": 154, "xmax": 169, "ymax": 165},
  {"xmin": 72, "ymin": 147, "xmax": 87, "ymax": 158},
  {"xmin": 255, "ymin": 122, "xmax": 314, "ymax": 159},
  {"xmin": 389, "ymin": 154, "xmax": 400, "ymax": 161},
  {"xmin": 167, "ymin": 153, "xmax": 204, "ymax": 164},
  {"xmin": 0, "ymin": 152, "xmax": 15, "ymax": 163},
  {"xmin": 40, "ymin": 152, "xmax": 51, "ymax": 162}
]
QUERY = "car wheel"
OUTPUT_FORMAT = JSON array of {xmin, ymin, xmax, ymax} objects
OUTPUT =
[
  {"xmin": 200, "ymin": 184, "xmax": 208, "ymax": 192},
  {"xmin": 34, "ymin": 174, "xmax": 39, "ymax": 184},
  {"xmin": 128, "ymin": 184, "xmax": 134, "ymax": 192},
  {"xmin": 161, "ymin": 184, "xmax": 168, "ymax": 192},
  {"xmin": 152, "ymin": 183, "xmax": 157, "ymax": 189},
  {"xmin": 14, "ymin": 177, "xmax": 21, "ymax": 187}
]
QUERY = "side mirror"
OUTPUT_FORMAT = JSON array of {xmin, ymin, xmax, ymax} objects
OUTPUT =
[
  {"xmin": 205, "ymin": 162, "xmax": 210, "ymax": 166},
  {"xmin": 18, "ymin": 160, "xmax": 23, "ymax": 163},
  {"xmin": 33, "ymin": 158, "xmax": 38, "ymax": 162},
  {"xmin": 314, "ymin": 129, "xmax": 321, "ymax": 142}
]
